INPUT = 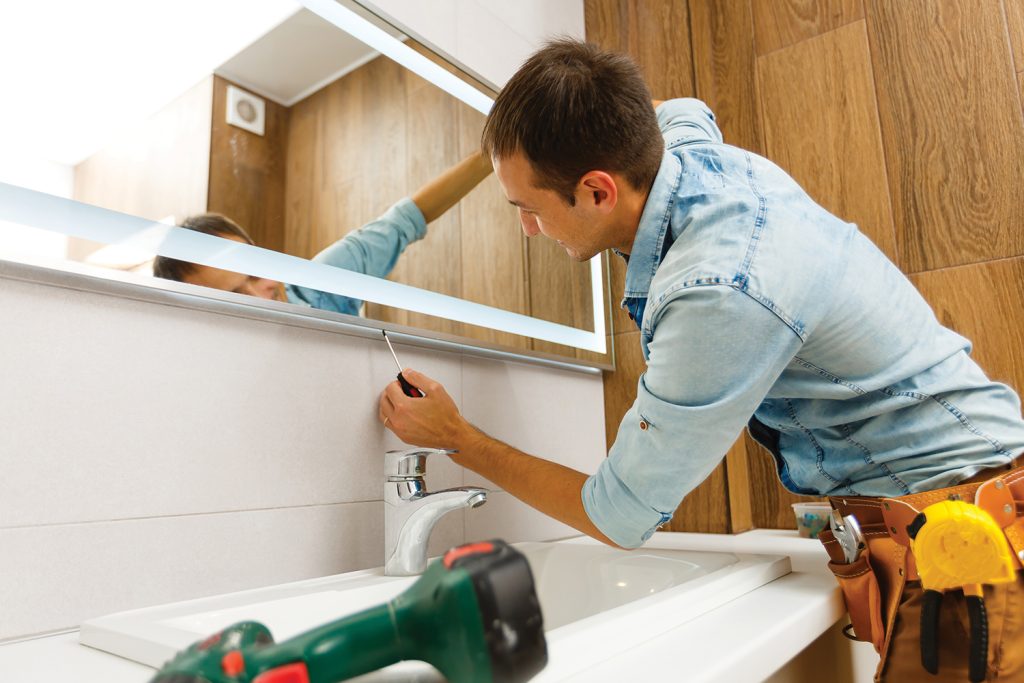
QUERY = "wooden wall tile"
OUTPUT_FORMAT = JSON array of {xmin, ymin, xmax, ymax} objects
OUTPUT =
[
  {"xmin": 633, "ymin": 0, "xmax": 694, "ymax": 99},
  {"xmin": 688, "ymin": 0, "xmax": 764, "ymax": 153},
  {"xmin": 457, "ymin": 107, "xmax": 529, "ymax": 349},
  {"xmin": 757, "ymin": 22, "xmax": 898, "ymax": 262},
  {"xmin": 208, "ymin": 76, "xmax": 288, "ymax": 254},
  {"xmin": 910, "ymin": 257, "xmax": 1024, "ymax": 395},
  {"xmin": 751, "ymin": 0, "xmax": 863, "ymax": 56},
  {"xmin": 603, "ymin": 331, "xmax": 644, "ymax": 451},
  {"xmin": 389, "ymin": 73, "xmax": 463, "ymax": 337},
  {"xmin": 585, "ymin": 0, "xmax": 694, "ymax": 99},
  {"xmin": 584, "ymin": 0, "xmax": 633, "ymax": 54},
  {"xmin": 1005, "ymin": 0, "xmax": 1024, "ymax": 72},
  {"xmin": 528, "ymin": 236, "xmax": 595, "ymax": 354},
  {"xmin": 865, "ymin": 0, "xmax": 1024, "ymax": 273}
]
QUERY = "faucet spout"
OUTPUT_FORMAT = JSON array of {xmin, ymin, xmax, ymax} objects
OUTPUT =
[
  {"xmin": 383, "ymin": 449, "xmax": 489, "ymax": 576},
  {"xmin": 385, "ymin": 486, "xmax": 487, "ymax": 576}
]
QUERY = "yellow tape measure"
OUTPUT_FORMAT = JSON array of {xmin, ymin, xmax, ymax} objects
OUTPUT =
[{"xmin": 909, "ymin": 499, "xmax": 1015, "ymax": 591}]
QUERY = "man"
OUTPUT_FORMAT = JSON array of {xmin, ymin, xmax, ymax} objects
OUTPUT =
[
  {"xmin": 153, "ymin": 150, "xmax": 492, "ymax": 315},
  {"xmin": 378, "ymin": 40, "xmax": 1024, "ymax": 681}
]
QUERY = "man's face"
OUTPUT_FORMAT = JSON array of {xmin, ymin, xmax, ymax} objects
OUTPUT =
[
  {"xmin": 180, "ymin": 234, "xmax": 284, "ymax": 301},
  {"xmin": 493, "ymin": 152, "xmax": 609, "ymax": 262}
]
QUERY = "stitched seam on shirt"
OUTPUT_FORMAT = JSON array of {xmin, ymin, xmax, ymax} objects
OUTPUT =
[
  {"xmin": 792, "ymin": 357, "xmax": 867, "ymax": 395},
  {"xmin": 879, "ymin": 386, "xmax": 1011, "ymax": 457},
  {"xmin": 838, "ymin": 423, "xmax": 911, "ymax": 494},
  {"xmin": 784, "ymin": 398, "xmax": 861, "ymax": 495},
  {"xmin": 735, "ymin": 152, "xmax": 768, "ymax": 287},
  {"xmin": 644, "ymin": 281, "xmax": 806, "ymax": 341},
  {"xmin": 644, "ymin": 161, "xmax": 683, "ymax": 290}
]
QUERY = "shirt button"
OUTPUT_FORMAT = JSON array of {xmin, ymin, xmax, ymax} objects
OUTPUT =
[{"xmin": 639, "ymin": 420, "xmax": 648, "ymax": 431}]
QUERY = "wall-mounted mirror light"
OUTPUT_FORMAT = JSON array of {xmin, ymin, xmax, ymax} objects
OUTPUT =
[{"xmin": 0, "ymin": 0, "xmax": 609, "ymax": 364}]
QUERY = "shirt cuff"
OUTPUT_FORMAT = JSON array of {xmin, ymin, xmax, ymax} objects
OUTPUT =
[
  {"xmin": 389, "ymin": 197, "xmax": 428, "ymax": 242},
  {"xmin": 582, "ymin": 458, "xmax": 671, "ymax": 549}
]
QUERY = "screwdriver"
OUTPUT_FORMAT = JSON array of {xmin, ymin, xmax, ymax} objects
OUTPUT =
[{"xmin": 382, "ymin": 330, "xmax": 424, "ymax": 397}]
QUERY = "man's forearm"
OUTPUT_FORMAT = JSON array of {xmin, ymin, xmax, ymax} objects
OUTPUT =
[
  {"xmin": 450, "ymin": 426, "xmax": 620, "ymax": 548},
  {"xmin": 410, "ymin": 151, "xmax": 493, "ymax": 223}
]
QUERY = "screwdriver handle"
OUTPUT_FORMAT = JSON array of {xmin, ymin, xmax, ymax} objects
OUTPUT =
[{"xmin": 397, "ymin": 372, "xmax": 424, "ymax": 398}]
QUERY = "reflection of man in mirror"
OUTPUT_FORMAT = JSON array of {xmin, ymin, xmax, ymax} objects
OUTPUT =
[
  {"xmin": 152, "ymin": 151, "xmax": 492, "ymax": 316},
  {"xmin": 379, "ymin": 39, "xmax": 1024, "ymax": 681}
]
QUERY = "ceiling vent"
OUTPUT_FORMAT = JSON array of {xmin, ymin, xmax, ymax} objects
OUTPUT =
[{"xmin": 225, "ymin": 85, "xmax": 265, "ymax": 136}]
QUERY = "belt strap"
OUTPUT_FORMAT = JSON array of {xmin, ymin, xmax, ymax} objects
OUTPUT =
[{"xmin": 830, "ymin": 463, "xmax": 1024, "ymax": 578}]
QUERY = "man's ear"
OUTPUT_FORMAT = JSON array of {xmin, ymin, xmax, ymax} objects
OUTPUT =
[{"xmin": 577, "ymin": 171, "xmax": 618, "ymax": 214}]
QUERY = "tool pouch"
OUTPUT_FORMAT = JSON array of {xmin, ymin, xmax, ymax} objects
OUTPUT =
[{"xmin": 820, "ymin": 529, "xmax": 886, "ymax": 653}]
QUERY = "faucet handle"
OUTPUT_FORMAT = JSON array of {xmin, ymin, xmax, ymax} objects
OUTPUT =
[{"xmin": 385, "ymin": 448, "xmax": 457, "ymax": 479}]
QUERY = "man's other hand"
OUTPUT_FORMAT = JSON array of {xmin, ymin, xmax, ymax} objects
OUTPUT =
[{"xmin": 379, "ymin": 369, "xmax": 473, "ymax": 449}]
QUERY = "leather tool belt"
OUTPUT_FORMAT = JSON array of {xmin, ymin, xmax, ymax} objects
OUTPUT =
[{"xmin": 819, "ymin": 463, "xmax": 1024, "ymax": 663}]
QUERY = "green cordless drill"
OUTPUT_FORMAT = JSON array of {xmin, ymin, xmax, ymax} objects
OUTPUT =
[{"xmin": 150, "ymin": 540, "xmax": 546, "ymax": 683}]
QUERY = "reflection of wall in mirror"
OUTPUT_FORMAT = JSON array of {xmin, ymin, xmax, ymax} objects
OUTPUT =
[
  {"xmin": 284, "ymin": 51, "xmax": 601, "ymax": 356},
  {"xmin": 68, "ymin": 53, "xmax": 601, "ymax": 359}
]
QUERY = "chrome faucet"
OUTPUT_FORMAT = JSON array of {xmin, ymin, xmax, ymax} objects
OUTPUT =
[{"xmin": 384, "ymin": 448, "xmax": 488, "ymax": 576}]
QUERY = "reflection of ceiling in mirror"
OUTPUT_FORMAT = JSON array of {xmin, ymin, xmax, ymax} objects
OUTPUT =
[
  {"xmin": 217, "ymin": 8, "xmax": 387, "ymax": 107},
  {"xmin": 0, "ymin": 0, "xmax": 300, "ymax": 167}
]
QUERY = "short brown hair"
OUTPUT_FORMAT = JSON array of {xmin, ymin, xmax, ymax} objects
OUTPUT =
[
  {"xmin": 482, "ymin": 38, "xmax": 662, "ymax": 204},
  {"xmin": 152, "ymin": 213, "xmax": 254, "ymax": 281}
]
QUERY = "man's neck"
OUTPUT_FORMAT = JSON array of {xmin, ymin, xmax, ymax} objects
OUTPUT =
[{"xmin": 611, "ymin": 184, "xmax": 652, "ymax": 255}]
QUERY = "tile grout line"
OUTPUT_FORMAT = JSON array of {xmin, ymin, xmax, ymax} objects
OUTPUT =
[{"xmin": 0, "ymin": 498, "xmax": 384, "ymax": 531}]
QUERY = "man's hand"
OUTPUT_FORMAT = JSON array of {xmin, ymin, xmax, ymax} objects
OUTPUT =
[
  {"xmin": 379, "ymin": 369, "xmax": 473, "ymax": 449},
  {"xmin": 378, "ymin": 368, "xmax": 621, "ymax": 548}
]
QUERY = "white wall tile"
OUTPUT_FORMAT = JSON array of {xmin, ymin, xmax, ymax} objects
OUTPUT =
[
  {"xmin": 465, "ymin": 490, "xmax": 579, "ymax": 543},
  {"xmin": 460, "ymin": 356, "xmax": 606, "ymax": 490},
  {"xmin": 2, "ymin": 271, "xmax": 604, "ymax": 640},
  {"xmin": 0, "ymin": 502, "xmax": 383, "ymax": 640},
  {"xmin": 0, "ymin": 281, "xmax": 392, "ymax": 526}
]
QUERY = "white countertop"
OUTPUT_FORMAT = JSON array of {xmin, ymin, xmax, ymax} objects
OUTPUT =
[{"xmin": 0, "ymin": 530, "xmax": 855, "ymax": 683}]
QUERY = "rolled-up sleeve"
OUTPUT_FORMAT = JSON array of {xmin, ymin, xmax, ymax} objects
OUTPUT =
[
  {"xmin": 287, "ymin": 198, "xmax": 427, "ymax": 314},
  {"xmin": 656, "ymin": 98, "xmax": 723, "ymax": 147},
  {"xmin": 582, "ymin": 285, "xmax": 802, "ymax": 548}
]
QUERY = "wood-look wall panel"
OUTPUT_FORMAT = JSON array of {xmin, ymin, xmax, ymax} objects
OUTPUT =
[
  {"xmin": 388, "ymin": 73, "xmax": 463, "ymax": 336},
  {"xmin": 688, "ymin": 0, "xmax": 764, "ymax": 154},
  {"xmin": 208, "ymin": 77, "xmax": 288, "ymax": 254},
  {"xmin": 528, "ymin": 237, "xmax": 595, "ymax": 356},
  {"xmin": 865, "ymin": 0, "xmax": 1024, "ymax": 273},
  {"xmin": 1005, "ymin": 0, "xmax": 1024, "ymax": 72},
  {"xmin": 757, "ymin": 22, "xmax": 898, "ymax": 262},
  {"xmin": 910, "ymin": 258, "xmax": 1024, "ymax": 395},
  {"xmin": 751, "ymin": 0, "xmax": 863, "ymax": 56},
  {"xmin": 605, "ymin": 253, "xmax": 633, "ymax": 334},
  {"xmin": 457, "ymin": 106, "xmax": 529, "ymax": 349},
  {"xmin": 724, "ymin": 436, "xmax": 754, "ymax": 533},
  {"xmin": 584, "ymin": 0, "xmax": 694, "ymax": 98},
  {"xmin": 633, "ymin": 0, "xmax": 694, "ymax": 99},
  {"xmin": 603, "ymin": 332, "xmax": 643, "ymax": 454},
  {"xmin": 584, "ymin": 0, "xmax": 633, "ymax": 54}
]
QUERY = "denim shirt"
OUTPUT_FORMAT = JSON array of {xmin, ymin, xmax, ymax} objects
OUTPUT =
[
  {"xmin": 582, "ymin": 98, "xmax": 1024, "ymax": 549},
  {"xmin": 286, "ymin": 198, "xmax": 427, "ymax": 315}
]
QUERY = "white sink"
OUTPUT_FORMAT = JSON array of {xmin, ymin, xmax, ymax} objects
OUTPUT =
[{"xmin": 81, "ymin": 535, "xmax": 789, "ymax": 681}]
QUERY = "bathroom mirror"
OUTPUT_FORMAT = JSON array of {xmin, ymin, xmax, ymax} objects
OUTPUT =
[{"xmin": 0, "ymin": 0, "xmax": 610, "ymax": 365}]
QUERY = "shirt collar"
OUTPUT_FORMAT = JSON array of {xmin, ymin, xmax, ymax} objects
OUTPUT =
[{"xmin": 619, "ymin": 150, "xmax": 683, "ymax": 300}]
